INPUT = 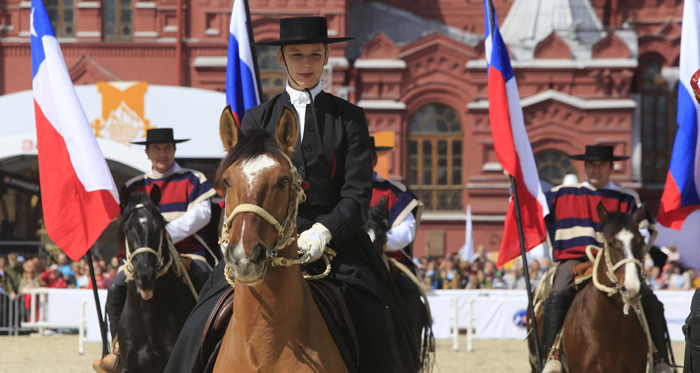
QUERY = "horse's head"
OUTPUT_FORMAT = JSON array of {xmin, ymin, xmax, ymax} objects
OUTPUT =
[
  {"xmin": 596, "ymin": 202, "xmax": 649, "ymax": 306},
  {"xmin": 217, "ymin": 105, "xmax": 304, "ymax": 286},
  {"xmin": 119, "ymin": 184, "xmax": 168, "ymax": 300},
  {"xmin": 364, "ymin": 196, "xmax": 389, "ymax": 257}
]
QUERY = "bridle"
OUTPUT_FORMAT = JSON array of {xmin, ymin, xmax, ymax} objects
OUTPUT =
[
  {"xmin": 585, "ymin": 241, "xmax": 644, "ymax": 305},
  {"xmin": 219, "ymin": 150, "xmax": 335, "ymax": 286},
  {"xmin": 123, "ymin": 203, "xmax": 173, "ymax": 282}
]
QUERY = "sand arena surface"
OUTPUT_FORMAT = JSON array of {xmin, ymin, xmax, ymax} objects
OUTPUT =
[{"xmin": 0, "ymin": 334, "xmax": 686, "ymax": 372}]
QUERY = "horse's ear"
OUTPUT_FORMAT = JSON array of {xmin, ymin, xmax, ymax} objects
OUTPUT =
[
  {"xmin": 220, "ymin": 105, "xmax": 243, "ymax": 152},
  {"xmin": 276, "ymin": 106, "xmax": 299, "ymax": 155},
  {"xmin": 597, "ymin": 201, "xmax": 609, "ymax": 225},
  {"xmin": 150, "ymin": 184, "xmax": 161, "ymax": 206},
  {"xmin": 119, "ymin": 185, "xmax": 130, "ymax": 211},
  {"xmin": 633, "ymin": 203, "xmax": 647, "ymax": 225}
]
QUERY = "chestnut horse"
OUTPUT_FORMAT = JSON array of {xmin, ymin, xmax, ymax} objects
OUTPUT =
[
  {"xmin": 212, "ymin": 106, "xmax": 347, "ymax": 372},
  {"xmin": 528, "ymin": 202, "xmax": 651, "ymax": 372}
]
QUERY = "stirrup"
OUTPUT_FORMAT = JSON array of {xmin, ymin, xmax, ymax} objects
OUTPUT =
[
  {"xmin": 92, "ymin": 353, "xmax": 119, "ymax": 373},
  {"xmin": 653, "ymin": 361, "xmax": 674, "ymax": 373},
  {"xmin": 542, "ymin": 358, "xmax": 563, "ymax": 373}
]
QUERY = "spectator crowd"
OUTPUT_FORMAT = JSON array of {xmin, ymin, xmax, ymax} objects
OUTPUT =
[{"xmin": 416, "ymin": 245, "xmax": 700, "ymax": 292}]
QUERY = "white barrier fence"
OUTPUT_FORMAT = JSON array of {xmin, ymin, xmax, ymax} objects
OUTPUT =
[{"xmin": 427, "ymin": 289, "xmax": 694, "ymax": 347}]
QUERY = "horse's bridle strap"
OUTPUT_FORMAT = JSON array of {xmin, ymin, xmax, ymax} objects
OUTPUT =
[{"xmin": 228, "ymin": 204, "xmax": 285, "ymax": 235}]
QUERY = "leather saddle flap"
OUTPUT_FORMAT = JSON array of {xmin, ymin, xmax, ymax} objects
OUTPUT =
[{"xmin": 571, "ymin": 261, "xmax": 594, "ymax": 290}]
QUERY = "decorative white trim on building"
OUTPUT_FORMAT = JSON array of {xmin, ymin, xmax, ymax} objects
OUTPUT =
[
  {"xmin": 328, "ymin": 56, "xmax": 349, "ymax": 68},
  {"xmin": 134, "ymin": 31, "xmax": 159, "ymax": 38},
  {"xmin": 354, "ymin": 59, "xmax": 407, "ymax": 69},
  {"xmin": 192, "ymin": 56, "xmax": 227, "ymax": 68},
  {"xmin": 134, "ymin": 2, "xmax": 157, "ymax": 8},
  {"xmin": 466, "ymin": 58, "xmax": 638, "ymax": 70},
  {"xmin": 357, "ymin": 100, "xmax": 406, "ymax": 110},
  {"xmin": 163, "ymin": 25, "xmax": 178, "ymax": 33},
  {"xmin": 76, "ymin": 31, "xmax": 101, "ymax": 38},
  {"xmin": 467, "ymin": 89, "xmax": 637, "ymax": 110},
  {"xmin": 204, "ymin": 28, "xmax": 220, "ymax": 36},
  {"xmin": 77, "ymin": 2, "xmax": 101, "ymax": 9}
]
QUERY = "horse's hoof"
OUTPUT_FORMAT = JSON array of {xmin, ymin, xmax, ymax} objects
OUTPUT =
[
  {"xmin": 92, "ymin": 354, "xmax": 118, "ymax": 373},
  {"xmin": 542, "ymin": 359, "xmax": 563, "ymax": 373}
]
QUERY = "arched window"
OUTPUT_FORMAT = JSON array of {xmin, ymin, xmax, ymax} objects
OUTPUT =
[
  {"xmin": 407, "ymin": 104, "xmax": 463, "ymax": 212},
  {"xmin": 639, "ymin": 60, "xmax": 677, "ymax": 183},
  {"xmin": 45, "ymin": 0, "xmax": 75, "ymax": 37},
  {"xmin": 535, "ymin": 150, "xmax": 577, "ymax": 187},
  {"xmin": 103, "ymin": 0, "xmax": 132, "ymax": 39},
  {"xmin": 255, "ymin": 46, "xmax": 286, "ymax": 102}
]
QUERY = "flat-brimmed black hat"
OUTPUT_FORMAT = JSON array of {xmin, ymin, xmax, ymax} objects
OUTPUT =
[
  {"xmin": 255, "ymin": 16, "xmax": 354, "ymax": 46},
  {"xmin": 131, "ymin": 128, "xmax": 189, "ymax": 145},
  {"xmin": 370, "ymin": 136, "xmax": 394, "ymax": 152},
  {"xmin": 569, "ymin": 145, "xmax": 629, "ymax": 161}
]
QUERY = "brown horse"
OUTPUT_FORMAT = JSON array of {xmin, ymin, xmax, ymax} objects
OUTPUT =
[
  {"xmin": 212, "ymin": 106, "xmax": 347, "ymax": 372},
  {"xmin": 528, "ymin": 202, "xmax": 650, "ymax": 372}
]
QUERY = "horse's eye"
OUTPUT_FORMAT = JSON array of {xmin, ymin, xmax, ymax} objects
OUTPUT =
[
  {"xmin": 222, "ymin": 179, "xmax": 230, "ymax": 188},
  {"xmin": 279, "ymin": 178, "xmax": 289, "ymax": 188}
]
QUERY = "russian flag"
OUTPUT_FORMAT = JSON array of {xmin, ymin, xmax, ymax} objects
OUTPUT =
[
  {"xmin": 483, "ymin": 0, "xmax": 549, "ymax": 267},
  {"xmin": 657, "ymin": 0, "xmax": 700, "ymax": 230},
  {"xmin": 31, "ymin": 0, "xmax": 120, "ymax": 261},
  {"xmin": 226, "ymin": 0, "xmax": 260, "ymax": 125}
]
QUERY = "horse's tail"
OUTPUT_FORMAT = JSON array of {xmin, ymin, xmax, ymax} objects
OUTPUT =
[{"xmin": 388, "ymin": 258, "xmax": 435, "ymax": 372}]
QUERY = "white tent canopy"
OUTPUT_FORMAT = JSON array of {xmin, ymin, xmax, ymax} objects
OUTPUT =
[{"xmin": 1, "ymin": 83, "xmax": 228, "ymax": 172}]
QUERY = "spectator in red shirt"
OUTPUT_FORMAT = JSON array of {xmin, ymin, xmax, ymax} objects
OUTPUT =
[
  {"xmin": 41, "ymin": 264, "xmax": 67, "ymax": 289},
  {"xmin": 87, "ymin": 265, "xmax": 108, "ymax": 289}
]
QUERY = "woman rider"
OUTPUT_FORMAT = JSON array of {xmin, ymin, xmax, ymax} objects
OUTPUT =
[{"xmin": 164, "ymin": 16, "xmax": 419, "ymax": 373}]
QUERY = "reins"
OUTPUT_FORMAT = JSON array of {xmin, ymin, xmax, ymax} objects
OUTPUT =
[
  {"xmin": 219, "ymin": 151, "xmax": 336, "ymax": 287},
  {"xmin": 122, "ymin": 203, "xmax": 199, "ymax": 300}
]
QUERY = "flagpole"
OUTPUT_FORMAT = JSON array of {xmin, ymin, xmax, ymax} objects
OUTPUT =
[
  {"xmin": 242, "ymin": 0, "xmax": 263, "ymax": 100},
  {"xmin": 509, "ymin": 175, "xmax": 543, "ymax": 372},
  {"xmin": 86, "ymin": 249, "xmax": 110, "ymax": 357}
]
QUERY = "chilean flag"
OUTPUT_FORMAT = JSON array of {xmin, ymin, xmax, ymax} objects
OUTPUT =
[
  {"xmin": 226, "ymin": 0, "xmax": 260, "ymax": 125},
  {"xmin": 31, "ymin": 0, "xmax": 120, "ymax": 261},
  {"xmin": 657, "ymin": 0, "xmax": 700, "ymax": 230},
  {"xmin": 484, "ymin": 0, "xmax": 549, "ymax": 267}
]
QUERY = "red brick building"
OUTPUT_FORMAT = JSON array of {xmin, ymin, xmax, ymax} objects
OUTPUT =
[{"xmin": 0, "ymin": 0, "xmax": 684, "ymax": 259}]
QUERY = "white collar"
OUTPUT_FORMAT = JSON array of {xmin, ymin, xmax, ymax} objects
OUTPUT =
[
  {"xmin": 582, "ymin": 180, "xmax": 619, "ymax": 190},
  {"xmin": 150, "ymin": 162, "xmax": 181, "ymax": 177},
  {"xmin": 286, "ymin": 80, "xmax": 323, "ymax": 107}
]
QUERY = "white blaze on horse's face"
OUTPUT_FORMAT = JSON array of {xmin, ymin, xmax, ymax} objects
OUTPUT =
[
  {"xmin": 241, "ymin": 154, "xmax": 279, "ymax": 198},
  {"xmin": 616, "ymin": 228, "xmax": 641, "ymax": 298}
]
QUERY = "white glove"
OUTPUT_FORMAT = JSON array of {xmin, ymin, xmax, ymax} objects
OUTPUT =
[{"xmin": 298, "ymin": 223, "xmax": 332, "ymax": 263}]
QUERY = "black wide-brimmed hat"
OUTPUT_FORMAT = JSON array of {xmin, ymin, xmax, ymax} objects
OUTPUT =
[
  {"xmin": 131, "ymin": 128, "xmax": 190, "ymax": 145},
  {"xmin": 370, "ymin": 136, "xmax": 394, "ymax": 152},
  {"xmin": 569, "ymin": 145, "xmax": 629, "ymax": 161},
  {"xmin": 255, "ymin": 16, "xmax": 354, "ymax": 46}
]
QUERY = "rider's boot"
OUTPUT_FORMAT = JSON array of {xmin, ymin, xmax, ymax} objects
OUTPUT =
[
  {"xmin": 540, "ymin": 292, "xmax": 572, "ymax": 373},
  {"xmin": 641, "ymin": 287, "xmax": 674, "ymax": 373},
  {"xmin": 92, "ymin": 336, "xmax": 122, "ymax": 373},
  {"xmin": 105, "ymin": 272, "xmax": 127, "ymax": 339}
]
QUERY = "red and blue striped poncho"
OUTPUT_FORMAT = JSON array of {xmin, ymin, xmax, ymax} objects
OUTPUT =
[
  {"xmin": 545, "ymin": 182, "xmax": 652, "ymax": 262},
  {"xmin": 125, "ymin": 163, "xmax": 217, "ymax": 263}
]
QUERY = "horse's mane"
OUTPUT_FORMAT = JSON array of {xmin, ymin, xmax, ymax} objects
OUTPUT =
[
  {"xmin": 119, "ymin": 192, "xmax": 166, "ymax": 242},
  {"xmin": 600, "ymin": 210, "xmax": 637, "ymax": 242},
  {"xmin": 216, "ymin": 128, "xmax": 286, "ymax": 185}
]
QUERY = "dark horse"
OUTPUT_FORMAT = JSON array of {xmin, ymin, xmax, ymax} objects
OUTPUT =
[
  {"xmin": 364, "ymin": 196, "xmax": 435, "ymax": 371},
  {"xmin": 528, "ymin": 202, "xmax": 650, "ymax": 372},
  {"xmin": 116, "ymin": 185, "xmax": 198, "ymax": 372}
]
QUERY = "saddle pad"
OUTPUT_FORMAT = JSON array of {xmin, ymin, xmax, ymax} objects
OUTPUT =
[
  {"xmin": 307, "ymin": 279, "xmax": 359, "ymax": 373},
  {"xmin": 571, "ymin": 261, "xmax": 594, "ymax": 290}
]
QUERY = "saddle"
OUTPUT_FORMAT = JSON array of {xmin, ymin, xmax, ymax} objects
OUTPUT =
[
  {"xmin": 571, "ymin": 261, "xmax": 594, "ymax": 290},
  {"xmin": 199, "ymin": 279, "xmax": 359, "ymax": 372}
]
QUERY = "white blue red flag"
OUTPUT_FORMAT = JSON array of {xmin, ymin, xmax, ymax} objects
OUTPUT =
[
  {"xmin": 31, "ymin": 0, "xmax": 120, "ymax": 261},
  {"xmin": 657, "ymin": 0, "xmax": 700, "ymax": 230},
  {"xmin": 226, "ymin": 0, "xmax": 260, "ymax": 124},
  {"xmin": 483, "ymin": 0, "xmax": 549, "ymax": 267}
]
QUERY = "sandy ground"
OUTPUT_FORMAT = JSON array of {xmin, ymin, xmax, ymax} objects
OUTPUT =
[{"xmin": 0, "ymin": 334, "xmax": 687, "ymax": 372}]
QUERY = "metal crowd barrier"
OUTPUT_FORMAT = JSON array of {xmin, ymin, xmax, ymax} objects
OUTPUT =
[{"xmin": 0, "ymin": 290, "xmax": 22, "ymax": 335}]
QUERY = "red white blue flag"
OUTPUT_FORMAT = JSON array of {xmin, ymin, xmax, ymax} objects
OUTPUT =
[
  {"xmin": 483, "ymin": 0, "xmax": 549, "ymax": 266},
  {"xmin": 226, "ymin": 0, "xmax": 260, "ymax": 125},
  {"xmin": 657, "ymin": 0, "xmax": 700, "ymax": 230},
  {"xmin": 31, "ymin": 0, "xmax": 120, "ymax": 261}
]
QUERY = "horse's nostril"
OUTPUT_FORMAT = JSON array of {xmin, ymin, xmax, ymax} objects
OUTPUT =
[{"xmin": 252, "ymin": 243, "xmax": 267, "ymax": 265}]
